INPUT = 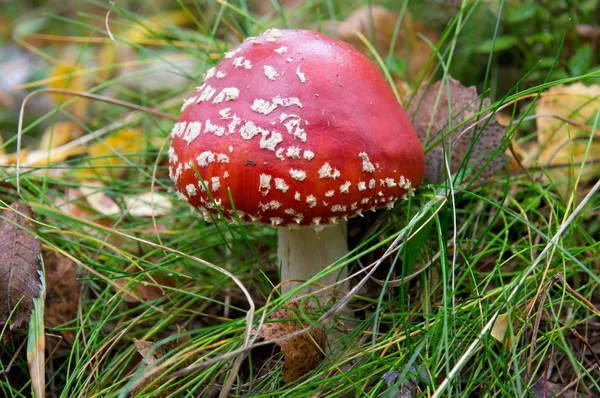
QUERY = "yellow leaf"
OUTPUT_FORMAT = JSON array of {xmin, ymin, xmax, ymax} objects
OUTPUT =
[
  {"xmin": 77, "ymin": 129, "xmax": 144, "ymax": 179},
  {"xmin": 533, "ymin": 83, "xmax": 600, "ymax": 194},
  {"xmin": 38, "ymin": 121, "xmax": 82, "ymax": 151},
  {"xmin": 491, "ymin": 313, "xmax": 513, "ymax": 348},
  {"xmin": 48, "ymin": 63, "xmax": 88, "ymax": 119}
]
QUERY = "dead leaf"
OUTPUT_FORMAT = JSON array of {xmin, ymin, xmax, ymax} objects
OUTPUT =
[
  {"xmin": 113, "ymin": 276, "xmax": 176, "ymax": 303},
  {"xmin": 318, "ymin": 6, "xmax": 438, "ymax": 81},
  {"xmin": 79, "ymin": 181, "xmax": 121, "ymax": 216},
  {"xmin": 0, "ymin": 202, "xmax": 43, "ymax": 329},
  {"xmin": 490, "ymin": 313, "xmax": 514, "ymax": 348},
  {"xmin": 255, "ymin": 302, "xmax": 326, "ymax": 383},
  {"xmin": 38, "ymin": 121, "xmax": 83, "ymax": 152},
  {"xmin": 43, "ymin": 251, "xmax": 80, "ymax": 344},
  {"xmin": 132, "ymin": 325, "xmax": 195, "ymax": 397},
  {"xmin": 77, "ymin": 128, "xmax": 144, "ymax": 179},
  {"xmin": 125, "ymin": 192, "xmax": 173, "ymax": 217},
  {"xmin": 531, "ymin": 83, "xmax": 600, "ymax": 194},
  {"xmin": 48, "ymin": 62, "xmax": 88, "ymax": 119},
  {"xmin": 406, "ymin": 77, "xmax": 509, "ymax": 184}
]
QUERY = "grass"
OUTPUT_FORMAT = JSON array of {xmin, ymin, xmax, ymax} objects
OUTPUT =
[{"xmin": 1, "ymin": 0, "xmax": 599, "ymax": 397}]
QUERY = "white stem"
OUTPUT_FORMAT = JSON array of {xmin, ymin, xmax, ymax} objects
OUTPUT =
[{"xmin": 278, "ymin": 221, "xmax": 349, "ymax": 298}]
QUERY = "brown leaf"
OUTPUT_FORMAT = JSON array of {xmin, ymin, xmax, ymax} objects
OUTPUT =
[
  {"xmin": 43, "ymin": 251, "xmax": 80, "ymax": 344},
  {"xmin": 132, "ymin": 325, "xmax": 194, "ymax": 397},
  {"xmin": 406, "ymin": 77, "xmax": 509, "ymax": 184},
  {"xmin": 255, "ymin": 302, "xmax": 326, "ymax": 383},
  {"xmin": 318, "ymin": 6, "xmax": 438, "ymax": 81},
  {"xmin": 0, "ymin": 202, "xmax": 43, "ymax": 329}
]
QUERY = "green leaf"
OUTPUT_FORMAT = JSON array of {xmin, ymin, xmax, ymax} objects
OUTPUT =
[
  {"xmin": 568, "ymin": 44, "xmax": 593, "ymax": 77},
  {"xmin": 505, "ymin": 3, "xmax": 538, "ymax": 23},
  {"xmin": 475, "ymin": 35, "xmax": 518, "ymax": 53}
]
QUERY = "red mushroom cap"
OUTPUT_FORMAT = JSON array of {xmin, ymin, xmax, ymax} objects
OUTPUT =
[{"xmin": 169, "ymin": 29, "xmax": 425, "ymax": 228}]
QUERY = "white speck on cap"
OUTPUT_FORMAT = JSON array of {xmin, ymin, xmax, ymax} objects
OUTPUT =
[
  {"xmin": 182, "ymin": 122, "xmax": 202, "ymax": 144},
  {"xmin": 358, "ymin": 152, "xmax": 375, "ymax": 173},
  {"xmin": 274, "ymin": 46, "xmax": 287, "ymax": 54},
  {"xmin": 269, "ymin": 200, "xmax": 281, "ymax": 209},
  {"xmin": 259, "ymin": 174, "xmax": 272, "ymax": 195},
  {"xmin": 224, "ymin": 48, "xmax": 241, "ymax": 59},
  {"xmin": 212, "ymin": 87, "xmax": 240, "ymax": 104},
  {"xmin": 286, "ymin": 146, "xmax": 301, "ymax": 159},
  {"xmin": 186, "ymin": 184, "xmax": 197, "ymax": 197},
  {"xmin": 240, "ymin": 121, "xmax": 268, "ymax": 140},
  {"xmin": 357, "ymin": 181, "xmax": 366, "ymax": 191},
  {"xmin": 217, "ymin": 154, "xmax": 229, "ymax": 163},
  {"xmin": 219, "ymin": 108, "xmax": 232, "ymax": 119},
  {"xmin": 211, "ymin": 176, "xmax": 221, "ymax": 191},
  {"xmin": 303, "ymin": 150, "xmax": 314, "ymax": 160},
  {"xmin": 233, "ymin": 56, "xmax": 252, "ymax": 69},
  {"xmin": 275, "ymin": 148, "xmax": 286, "ymax": 161},
  {"xmin": 289, "ymin": 169, "xmax": 307, "ymax": 181},
  {"xmin": 325, "ymin": 190, "xmax": 334, "ymax": 197},
  {"xmin": 306, "ymin": 195, "xmax": 317, "ymax": 207},
  {"xmin": 176, "ymin": 190, "xmax": 189, "ymax": 202},
  {"xmin": 264, "ymin": 65, "xmax": 279, "ymax": 80},
  {"xmin": 270, "ymin": 217, "xmax": 283, "ymax": 226},
  {"xmin": 216, "ymin": 71, "xmax": 226, "ymax": 79},
  {"xmin": 274, "ymin": 178, "xmax": 289, "ymax": 193},
  {"xmin": 227, "ymin": 115, "xmax": 241, "ymax": 135},
  {"xmin": 203, "ymin": 67, "xmax": 216, "ymax": 81},
  {"xmin": 284, "ymin": 208, "xmax": 296, "ymax": 215},
  {"xmin": 181, "ymin": 96, "xmax": 197, "ymax": 112},
  {"xmin": 331, "ymin": 205, "xmax": 346, "ymax": 212},
  {"xmin": 296, "ymin": 67, "xmax": 306, "ymax": 83},
  {"xmin": 264, "ymin": 28, "xmax": 282, "ymax": 42},
  {"xmin": 318, "ymin": 163, "xmax": 340, "ymax": 179},
  {"xmin": 282, "ymin": 117, "xmax": 307, "ymax": 142},
  {"xmin": 197, "ymin": 85, "xmax": 216, "ymax": 103},
  {"xmin": 369, "ymin": 179, "xmax": 376, "ymax": 189},
  {"xmin": 197, "ymin": 151, "xmax": 215, "ymax": 167},
  {"xmin": 204, "ymin": 119, "xmax": 225, "ymax": 136},
  {"xmin": 294, "ymin": 192, "xmax": 301, "ymax": 201},
  {"xmin": 340, "ymin": 181, "xmax": 351, "ymax": 193},
  {"xmin": 260, "ymin": 131, "xmax": 283, "ymax": 151},
  {"xmin": 171, "ymin": 122, "xmax": 187, "ymax": 138},
  {"xmin": 293, "ymin": 213, "xmax": 304, "ymax": 223}
]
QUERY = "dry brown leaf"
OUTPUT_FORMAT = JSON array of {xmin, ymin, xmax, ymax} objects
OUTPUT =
[
  {"xmin": 318, "ymin": 6, "xmax": 438, "ymax": 81},
  {"xmin": 490, "ymin": 313, "xmax": 512, "ymax": 348},
  {"xmin": 255, "ymin": 302, "xmax": 326, "ymax": 383},
  {"xmin": 531, "ymin": 83, "xmax": 600, "ymax": 193},
  {"xmin": 43, "ymin": 251, "xmax": 80, "ymax": 344},
  {"xmin": 132, "ymin": 325, "xmax": 195, "ymax": 397},
  {"xmin": 125, "ymin": 192, "xmax": 173, "ymax": 217},
  {"xmin": 406, "ymin": 77, "xmax": 509, "ymax": 184},
  {"xmin": 77, "ymin": 128, "xmax": 144, "ymax": 179},
  {"xmin": 0, "ymin": 202, "xmax": 43, "ymax": 329}
]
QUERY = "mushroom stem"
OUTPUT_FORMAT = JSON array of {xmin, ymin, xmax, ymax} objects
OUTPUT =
[{"xmin": 278, "ymin": 221, "xmax": 349, "ymax": 299}]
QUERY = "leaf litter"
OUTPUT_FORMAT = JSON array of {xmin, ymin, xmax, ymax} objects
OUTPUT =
[
  {"xmin": 0, "ymin": 201, "xmax": 43, "ymax": 330},
  {"xmin": 254, "ymin": 301, "xmax": 326, "ymax": 383}
]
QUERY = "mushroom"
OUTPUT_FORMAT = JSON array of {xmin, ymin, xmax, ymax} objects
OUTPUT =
[{"xmin": 169, "ymin": 29, "xmax": 425, "ymax": 301}]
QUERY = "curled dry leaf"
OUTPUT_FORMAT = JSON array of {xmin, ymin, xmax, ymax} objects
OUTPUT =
[
  {"xmin": 406, "ymin": 77, "xmax": 509, "ymax": 184},
  {"xmin": 318, "ymin": 6, "xmax": 438, "ymax": 80},
  {"xmin": 125, "ymin": 192, "xmax": 173, "ymax": 217},
  {"xmin": 43, "ymin": 251, "xmax": 80, "ymax": 344},
  {"xmin": 79, "ymin": 181, "xmax": 121, "ymax": 216},
  {"xmin": 79, "ymin": 181, "xmax": 173, "ymax": 218},
  {"xmin": 132, "ymin": 325, "xmax": 195, "ymax": 397},
  {"xmin": 0, "ymin": 202, "xmax": 43, "ymax": 330},
  {"xmin": 531, "ymin": 82, "xmax": 600, "ymax": 194},
  {"xmin": 254, "ymin": 302, "xmax": 326, "ymax": 383}
]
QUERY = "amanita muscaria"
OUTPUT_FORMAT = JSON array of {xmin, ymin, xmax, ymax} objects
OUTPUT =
[{"xmin": 169, "ymin": 28, "xmax": 425, "ymax": 298}]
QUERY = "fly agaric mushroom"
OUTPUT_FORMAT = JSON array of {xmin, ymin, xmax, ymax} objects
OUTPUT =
[{"xmin": 169, "ymin": 28, "xmax": 425, "ymax": 298}]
